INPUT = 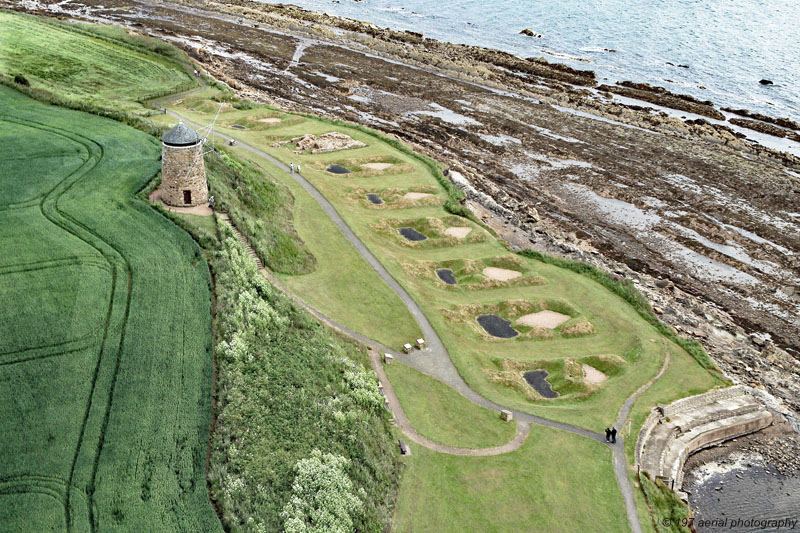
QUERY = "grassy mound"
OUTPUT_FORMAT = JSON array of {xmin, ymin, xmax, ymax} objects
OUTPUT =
[
  {"xmin": 0, "ymin": 11, "xmax": 196, "ymax": 114},
  {"xmin": 442, "ymin": 299, "xmax": 591, "ymax": 340},
  {"xmin": 487, "ymin": 355, "xmax": 627, "ymax": 401},
  {"xmin": 406, "ymin": 255, "xmax": 546, "ymax": 290},
  {"xmin": 347, "ymin": 186, "xmax": 441, "ymax": 209},
  {"xmin": 374, "ymin": 215, "xmax": 486, "ymax": 248}
]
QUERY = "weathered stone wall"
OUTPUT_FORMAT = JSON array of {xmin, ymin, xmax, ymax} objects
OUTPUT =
[
  {"xmin": 162, "ymin": 142, "xmax": 208, "ymax": 206},
  {"xmin": 661, "ymin": 385, "xmax": 747, "ymax": 418},
  {"xmin": 636, "ymin": 385, "xmax": 774, "ymax": 490},
  {"xmin": 637, "ymin": 386, "xmax": 749, "ymax": 465}
]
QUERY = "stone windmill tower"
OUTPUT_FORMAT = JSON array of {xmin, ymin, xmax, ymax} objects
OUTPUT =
[{"xmin": 161, "ymin": 122, "xmax": 208, "ymax": 207}]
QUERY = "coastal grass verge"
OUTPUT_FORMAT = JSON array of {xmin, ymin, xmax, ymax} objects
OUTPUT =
[
  {"xmin": 163, "ymin": 80, "xmax": 727, "ymax": 532},
  {"xmin": 166, "ymin": 87, "xmax": 725, "ymax": 434}
]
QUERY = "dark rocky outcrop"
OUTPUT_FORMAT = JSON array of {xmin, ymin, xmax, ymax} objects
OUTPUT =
[
  {"xmin": 599, "ymin": 81, "xmax": 725, "ymax": 120},
  {"xmin": 519, "ymin": 29, "xmax": 543, "ymax": 38},
  {"xmin": 722, "ymin": 107, "xmax": 800, "ymax": 131},
  {"xmin": 729, "ymin": 118, "xmax": 800, "ymax": 143}
]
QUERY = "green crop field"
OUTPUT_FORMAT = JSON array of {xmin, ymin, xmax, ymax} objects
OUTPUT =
[
  {"xmin": 0, "ymin": 86, "xmax": 220, "ymax": 530},
  {"xmin": 0, "ymin": 10, "xmax": 196, "ymax": 114}
]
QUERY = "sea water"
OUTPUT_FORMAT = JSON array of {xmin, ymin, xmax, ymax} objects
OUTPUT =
[{"xmin": 271, "ymin": 0, "xmax": 800, "ymax": 122}]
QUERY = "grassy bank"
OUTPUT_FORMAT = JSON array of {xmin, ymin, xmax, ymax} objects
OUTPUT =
[
  {"xmin": 0, "ymin": 10, "xmax": 196, "ymax": 114},
  {"xmin": 206, "ymin": 149, "xmax": 316, "ymax": 275}
]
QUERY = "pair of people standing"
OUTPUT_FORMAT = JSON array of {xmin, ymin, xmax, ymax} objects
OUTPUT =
[
  {"xmin": 289, "ymin": 163, "xmax": 301, "ymax": 174},
  {"xmin": 605, "ymin": 427, "xmax": 617, "ymax": 443}
]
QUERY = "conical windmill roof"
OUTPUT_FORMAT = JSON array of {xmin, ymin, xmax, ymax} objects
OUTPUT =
[{"xmin": 162, "ymin": 122, "xmax": 202, "ymax": 146}]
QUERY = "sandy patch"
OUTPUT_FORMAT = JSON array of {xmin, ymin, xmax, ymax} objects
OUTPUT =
[
  {"xmin": 403, "ymin": 192, "xmax": 432, "ymax": 200},
  {"xmin": 482, "ymin": 267, "xmax": 521, "ymax": 281},
  {"xmin": 515, "ymin": 310, "xmax": 570, "ymax": 329},
  {"xmin": 258, "ymin": 117, "xmax": 282, "ymax": 123},
  {"xmin": 362, "ymin": 162, "xmax": 393, "ymax": 170},
  {"xmin": 445, "ymin": 226, "xmax": 472, "ymax": 239},
  {"xmin": 582, "ymin": 364, "xmax": 608, "ymax": 384}
]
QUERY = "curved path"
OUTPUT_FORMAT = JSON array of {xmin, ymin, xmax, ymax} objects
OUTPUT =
[{"xmin": 158, "ymin": 94, "xmax": 653, "ymax": 531}]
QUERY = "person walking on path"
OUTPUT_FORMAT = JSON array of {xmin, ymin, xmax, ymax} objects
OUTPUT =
[
  {"xmin": 208, "ymin": 195, "xmax": 215, "ymax": 212},
  {"xmin": 290, "ymin": 163, "xmax": 294, "ymax": 173},
  {"xmin": 605, "ymin": 428, "xmax": 612, "ymax": 442},
  {"xmin": 611, "ymin": 427, "xmax": 617, "ymax": 443},
  {"xmin": 297, "ymin": 163, "xmax": 301, "ymax": 174}
]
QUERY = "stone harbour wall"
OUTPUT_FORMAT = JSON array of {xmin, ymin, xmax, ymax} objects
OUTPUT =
[
  {"xmin": 162, "ymin": 142, "xmax": 208, "ymax": 207},
  {"xmin": 661, "ymin": 385, "xmax": 747, "ymax": 418}
]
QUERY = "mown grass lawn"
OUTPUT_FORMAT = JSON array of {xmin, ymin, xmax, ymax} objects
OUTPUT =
[
  {"xmin": 0, "ymin": 85, "xmax": 220, "ymax": 530},
  {"xmin": 386, "ymin": 363, "xmax": 516, "ymax": 449},
  {"xmin": 394, "ymin": 425, "xmax": 629, "ymax": 532}
]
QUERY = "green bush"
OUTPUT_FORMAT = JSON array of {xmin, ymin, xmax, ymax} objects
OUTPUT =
[
  {"xmin": 207, "ymin": 221, "xmax": 399, "ymax": 532},
  {"xmin": 281, "ymin": 450, "xmax": 364, "ymax": 533}
]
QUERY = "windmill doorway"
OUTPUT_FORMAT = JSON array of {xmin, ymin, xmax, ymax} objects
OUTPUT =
[{"xmin": 183, "ymin": 190, "xmax": 192, "ymax": 204}]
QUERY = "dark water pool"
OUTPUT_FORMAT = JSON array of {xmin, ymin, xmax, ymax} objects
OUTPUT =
[
  {"xmin": 476, "ymin": 314, "xmax": 518, "ymax": 338},
  {"xmin": 398, "ymin": 227, "xmax": 427, "ymax": 241},
  {"xmin": 231, "ymin": 124, "xmax": 247, "ymax": 130},
  {"xmin": 684, "ymin": 454, "xmax": 800, "ymax": 532},
  {"xmin": 367, "ymin": 193, "xmax": 383, "ymax": 204},
  {"xmin": 523, "ymin": 370, "xmax": 559, "ymax": 398},
  {"xmin": 436, "ymin": 268, "xmax": 457, "ymax": 284},
  {"xmin": 326, "ymin": 164, "xmax": 351, "ymax": 174}
]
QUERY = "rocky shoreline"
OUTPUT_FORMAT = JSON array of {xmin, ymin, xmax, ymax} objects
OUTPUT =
[{"xmin": 5, "ymin": 0, "xmax": 798, "ymax": 424}]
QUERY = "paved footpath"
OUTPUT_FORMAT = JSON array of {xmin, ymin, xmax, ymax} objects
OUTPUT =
[{"xmin": 160, "ymin": 97, "xmax": 648, "ymax": 532}]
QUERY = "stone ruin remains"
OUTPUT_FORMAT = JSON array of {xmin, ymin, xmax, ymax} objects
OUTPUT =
[{"xmin": 272, "ymin": 132, "xmax": 366, "ymax": 154}]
